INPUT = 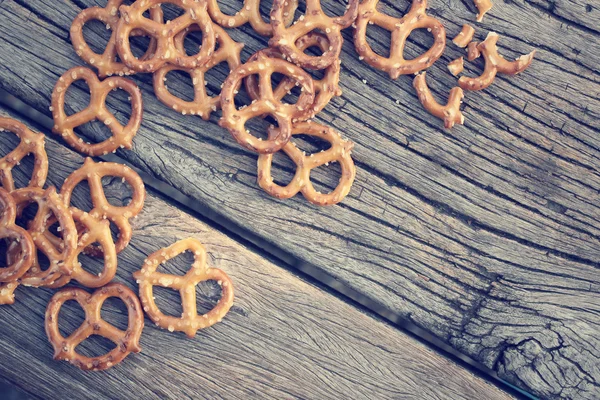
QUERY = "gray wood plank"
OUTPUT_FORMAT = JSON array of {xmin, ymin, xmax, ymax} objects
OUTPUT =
[
  {"xmin": 0, "ymin": 0, "xmax": 598, "ymax": 398},
  {"xmin": 0, "ymin": 106, "xmax": 515, "ymax": 399}
]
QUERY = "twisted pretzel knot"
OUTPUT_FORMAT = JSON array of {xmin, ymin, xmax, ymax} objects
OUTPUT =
[
  {"xmin": 207, "ymin": 0, "xmax": 298, "ymax": 35},
  {"xmin": 0, "ymin": 117, "xmax": 48, "ymax": 192},
  {"xmin": 45, "ymin": 283, "xmax": 144, "ymax": 371},
  {"xmin": 413, "ymin": 72, "xmax": 464, "ymax": 129},
  {"xmin": 257, "ymin": 121, "xmax": 355, "ymax": 206},
  {"xmin": 51, "ymin": 67, "xmax": 143, "ymax": 157},
  {"xmin": 354, "ymin": 0, "xmax": 446, "ymax": 79},
  {"xmin": 245, "ymin": 32, "xmax": 342, "ymax": 120},
  {"xmin": 269, "ymin": 0, "xmax": 359, "ymax": 69},
  {"xmin": 116, "ymin": 0, "xmax": 216, "ymax": 73},
  {"xmin": 220, "ymin": 54, "xmax": 315, "ymax": 154},
  {"xmin": 459, "ymin": 32, "xmax": 535, "ymax": 91},
  {"xmin": 153, "ymin": 25, "xmax": 244, "ymax": 119},
  {"xmin": 133, "ymin": 238, "xmax": 234, "ymax": 338},
  {"xmin": 70, "ymin": 0, "xmax": 162, "ymax": 78},
  {"xmin": 61, "ymin": 158, "xmax": 146, "ymax": 257}
]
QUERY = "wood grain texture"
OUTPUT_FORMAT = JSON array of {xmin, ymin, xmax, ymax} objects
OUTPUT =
[
  {"xmin": 0, "ymin": 0, "xmax": 598, "ymax": 398},
  {"xmin": 0, "ymin": 106, "xmax": 515, "ymax": 400}
]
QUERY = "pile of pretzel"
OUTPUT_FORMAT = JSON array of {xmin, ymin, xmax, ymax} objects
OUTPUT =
[{"xmin": 1, "ymin": 116, "xmax": 235, "ymax": 370}]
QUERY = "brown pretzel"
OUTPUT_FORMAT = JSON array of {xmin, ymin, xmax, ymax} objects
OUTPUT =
[
  {"xmin": 0, "ymin": 118, "xmax": 48, "ymax": 192},
  {"xmin": 133, "ymin": 238, "xmax": 234, "ymax": 338},
  {"xmin": 60, "ymin": 158, "xmax": 145, "ymax": 257},
  {"xmin": 473, "ymin": 0, "xmax": 492, "ymax": 22},
  {"xmin": 452, "ymin": 24, "xmax": 475, "ymax": 48},
  {"xmin": 45, "ymin": 283, "xmax": 144, "ymax": 371},
  {"xmin": 354, "ymin": 0, "xmax": 446, "ymax": 79},
  {"xmin": 448, "ymin": 57, "xmax": 464, "ymax": 76},
  {"xmin": 116, "ymin": 0, "xmax": 216, "ymax": 73},
  {"xmin": 459, "ymin": 32, "xmax": 535, "ymax": 91},
  {"xmin": 414, "ymin": 72, "xmax": 464, "ymax": 129},
  {"xmin": 257, "ymin": 121, "xmax": 355, "ymax": 205},
  {"xmin": 269, "ymin": 0, "xmax": 358, "ymax": 69},
  {"xmin": 207, "ymin": 0, "xmax": 298, "ymax": 35},
  {"xmin": 153, "ymin": 25, "xmax": 244, "ymax": 119},
  {"xmin": 220, "ymin": 54, "xmax": 315, "ymax": 154},
  {"xmin": 466, "ymin": 41, "xmax": 480, "ymax": 61},
  {"xmin": 0, "ymin": 188, "xmax": 35, "ymax": 285},
  {"xmin": 246, "ymin": 32, "xmax": 342, "ymax": 120},
  {"xmin": 51, "ymin": 67, "xmax": 143, "ymax": 157},
  {"xmin": 70, "ymin": 0, "xmax": 162, "ymax": 78}
]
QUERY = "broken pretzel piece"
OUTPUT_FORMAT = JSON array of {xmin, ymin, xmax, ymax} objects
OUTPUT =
[
  {"xmin": 452, "ymin": 24, "xmax": 475, "ymax": 48},
  {"xmin": 473, "ymin": 0, "xmax": 492, "ymax": 22},
  {"xmin": 448, "ymin": 57, "xmax": 464, "ymax": 76},
  {"xmin": 207, "ymin": 0, "xmax": 298, "ymax": 35},
  {"xmin": 414, "ymin": 72, "xmax": 465, "ymax": 129},
  {"xmin": 466, "ymin": 41, "xmax": 480, "ymax": 61}
]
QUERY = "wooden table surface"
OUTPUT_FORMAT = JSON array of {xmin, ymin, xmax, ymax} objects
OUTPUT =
[{"xmin": 0, "ymin": 0, "xmax": 598, "ymax": 399}]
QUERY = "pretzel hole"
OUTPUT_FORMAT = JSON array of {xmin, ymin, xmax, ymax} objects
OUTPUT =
[
  {"xmin": 76, "ymin": 335, "xmax": 117, "ymax": 358},
  {"xmin": 101, "ymin": 175, "xmax": 135, "ymax": 208},
  {"xmin": 69, "ymin": 180, "xmax": 95, "ymax": 213},
  {"xmin": 153, "ymin": 286, "xmax": 184, "ymax": 317},
  {"xmin": 244, "ymin": 117, "xmax": 275, "ymax": 141},
  {"xmin": 404, "ymin": 28, "xmax": 436, "ymax": 61},
  {"xmin": 320, "ymin": 0, "xmax": 353, "ymax": 19},
  {"xmin": 64, "ymin": 79, "xmax": 92, "ymax": 116},
  {"xmin": 216, "ymin": 0, "xmax": 245, "ymax": 16},
  {"xmin": 0, "ymin": 239, "xmax": 10, "ymax": 268},
  {"xmin": 310, "ymin": 160, "xmax": 343, "ymax": 195},
  {"xmin": 6, "ymin": 153, "xmax": 38, "ymax": 191},
  {"xmin": 181, "ymin": 26, "xmax": 205, "ymax": 56},
  {"xmin": 280, "ymin": 83, "xmax": 302, "ymax": 106},
  {"xmin": 204, "ymin": 62, "xmax": 232, "ymax": 98},
  {"xmin": 100, "ymin": 296, "xmax": 130, "ymax": 331},
  {"xmin": 165, "ymin": 70, "xmax": 196, "ymax": 102},
  {"xmin": 127, "ymin": 34, "xmax": 155, "ymax": 60},
  {"xmin": 14, "ymin": 201, "xmax": 39, "ymax": 230},
  {"xmin": 78, "ymin": 246, "xmax": 108, "ymax": 277},
  {"xmin": 270, "ymin": 72, "xmax": 300, "ymax": 105},
  {"xmin": 292, "ymin": 134, "xmax": 331, "ymax": 154},
  {"xmin": 300, "ymin": 38, "xmax": 325, "ymax": 58},
  {"xmin": 81, "ymin": 19, "xmax": 113, "ymax": 56},
  {"xmin": 269, "ymin": 151, "xmax": 297, "ymax": 187},
  {"xmin": 57, "ymin": 299, "xmax": 86, "ymax": 338},
  {"xmin": 105, "ymin": 88, "xmax": 133, "ymax": 127},
  {"xmin": 196, "ymin": 280, "xmax": 223, "ymax": 314},
  {"xmin": 365, "ymin": 23, "xmax": 392, "ymax": 58}
]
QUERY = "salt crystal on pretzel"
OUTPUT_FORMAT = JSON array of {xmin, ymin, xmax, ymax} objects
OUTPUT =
[
  {"xmin": 452, "ymin": 24, "xmax": 475, "ymax": 48},
  {"xmin": 51, "ymin": 67, "xmax": 143, "ymax": 156},
  {"xmin": 354, "ymin": 0, "xmax": 446, "ymax": 79},
  {"xmin": 207, "ymin": 0, "xmax": 298, "ymax": 35},
  {"xmin": 413, "ymin": 72, "xmax": 465, "ymax": 129},
  {"xmin": 0, "ymin": 117, "xmax": 48, "ymax": 192},
  {"xmin": 448, "ymin": 57, "xmax": 464, "ymax": 76},
  {"xmin": 473, "ymin": 0, "xmax": 492, "ymax": 22},
  {"xmin": 459, "ymin": 32, "xmax": 535, "ymax": 91},
  {"xmin": 133, "ymin": 238, "xmax": 234, "ymax": 338},
  {"xmin": 257, "ymin": 121, "xmax": 355, "ymax": 206},
  {"xmin": 45, "ymin": 283, "xmax": 144, "ymax": 371}
]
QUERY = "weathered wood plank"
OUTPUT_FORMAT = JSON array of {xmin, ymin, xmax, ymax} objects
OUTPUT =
[
  {"xmin": 0, "ymin": 106, "xmax": 515, "ymax": 399},
  {"xmin": 0, "ymin": 0, "xmax": 598, "ymax": 398}
]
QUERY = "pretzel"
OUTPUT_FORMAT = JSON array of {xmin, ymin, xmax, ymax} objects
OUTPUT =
[
  {"xmin": 133, "ymin": 238, "xmax": 234, "ymax": 338},
  {"xmin": 219, "ymin": 54, "xmax": 315, "ymax": 154},
  {"xmin": 257, "ymin": 121, "xmax": 355, "ymax": 205},
  {"xmin": 466, "ymin": 41, "xmax": 480, "ymax": 61},
  {"xmin": 269, "ymin": 0, "xmax": 358, "ymax": 69},
  {"xmin": 459, "ymin": 32, "xmax": 535, "ymax": 91},
  {"xmin": 0, "ymin": 188, "xmax": 35, "ymax": 285},
  {"xmin": 452, "ymin": 24, "xmax": 475, "ymax": 48},
  {"xmin": 207, "ymin": 0, "xmax": 298, "ymax": 35},
  {"xmin": 473, "ymin": 0, "xmax": 492, "ymax": 22},
  {"xmin": 70, "ymin": 0, "xmax": 162, "ymax": 78},
  {"xmin": 153, "ymin": 25, "xmax": 244, "ymax": 119},
  {"xmin": 413, "ymin": 72, "xmax": 464, "ymax": 129},
  {"xmin": 51, "ymin": 67, "xmax": 143, "ymax": 157},
  {"xmin": 0, "ymin": 117, "xmax": 48, "ymax": 192},
  {"xmin": 245, "ymin": 33, "xmax": 342, "ymax": 120},
  {"xmin": 448, "ymin": 57, "xmax": 464, "ymax": 76},
  {"xmin": 45, "ymin": 283, "xmax": 144, "ymax": 371},
  {"xmin": 60, "ymin": 158, "xmax": 145, "ymax": 257},
  {"xmin": 116, "ymin": 0, "xmax": 216, "ymax": 73}
]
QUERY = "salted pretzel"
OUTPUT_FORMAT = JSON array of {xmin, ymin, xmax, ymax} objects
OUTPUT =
[
  {"xmin": 452, "ymin": 24, "xmax": 475, "ymax": 48},
  {"xmin": 246, "ymin": 33, "xmax": 342, "ymax": 120},
  {"xmin": 153, "ymin": 25, "xmax": 244, "ymax": 119},
  {"xmin": 0, "ymin": 188, "xmax": 35, "ymax": 285},
  {"xmin": 60, "ymin": 158, "xmax": 145, "ymax": 257},
  {"xmin": 220, "ymin": 54, "xmax": 315, "ymax": 154},
  {"xmin": 0, "ymin": 118, "xmax": 48, "ymax": 192},
  {"xmin": 459, "ymin": 32, "xmax": 535, "ymax": 91},
  {"xmin": 466, "ymin": 41, "xmax": 480, "ymax": 61},
  {"xmin": 473, "ymin": 0, "xmax": 492, "ymax": 22},
  {"xmin": 51, "ymin": 67, "xmax": 143, "ymax": 157},
  {"xmin": 414, "ymin": 72, "xmax": 464, "ymax": 129},
  {"xmin": 354, "ymin": 0, "xmax": 446, "ymax": 79},
  {"xmin": 116, "ymin": 0, "xmax": 216, "ymax": 73},
  {"xmin": 257, "ymin": 121, "xmax": 355, "ymax": 206},
  {"xmin": 207, "ymin": 0, "xmax": 298, "ymax": 35},
  {"xmin": 133, "ymin": 238, "xmax": 234, "ymax": 338},
  {"xmin": 71, "ymin": 0, "xmax": 162, "ymax": 78},
  {"xmin": 269, "ymin": 0, "xmax": 359, "ymax": 69},
  {"xmin": 45, "ymin": 283, "xmax": 144, "ymax": 371},
  {"xmin": 448, "ymin": 57, "xmax": 464, "ymax": 76}
]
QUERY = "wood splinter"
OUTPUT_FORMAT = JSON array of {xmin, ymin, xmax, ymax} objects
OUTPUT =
[{"xmin": 413, "ymin": 72, "xmax": 465, "ymax": 129}]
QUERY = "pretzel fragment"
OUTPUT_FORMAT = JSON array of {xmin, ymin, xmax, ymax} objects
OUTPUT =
[
  {"xmin": 459, "ymin": 32, "xmax": 535, "ymax": 91},
  {"xmin": 245, "ymin": 33, "xmax": 342, "ymax": 120},
  {"xmin": 133, "ymin": 238, "xmax": 234, "ymax": 338},
  {"xmin": 414, "ymin": 72, "xmax": 465, "ymax": 129},
  {"xmin": 116, "ymin": 0, "xmax": 216, "ymax": 73},
  {"xmin": 70, "ymin": 0, "xmax": 162, "ymax": 77},
  {"xmin": 0, "ymin": 118, "xmax": 48, "ymax": 192},
  {"xmin": 153, "ymin": 25, "xmax": 244, "ymax": 120},
  {"xmin": 269, "ymin": 0, "xmax": 359, "ymax": 69},
  {"xmin": 219, "ymin": 54, "xmax": 315, "ymax": 154},
  {"xmin": 448, "ymin": 57, "xmax": 464, "ymax": 76},
  {"xmin": 452, "ymin": 24, "xmax": 475, "ymax": 48},
  {"xmin": 474, "ymin": 0, "xmax": 492, "ymax": 22},
  {"xmin": 257, "ymin": 121, "xmax": 355, "ymax": 205},
  {"xmin": 207, "ymin": 0, "xmax": 298, "ymax": 35},
  {"xmin": 51, "ymin": 67, "xmax": 143, "ymax": 156},
  {"xmin": 354, "ymin": 0, "xmax": 446, "ymax": 79},
  {"xmin": 45, "ymin": 283, "xmax": 144, "ymax": 371},
  {"xmin": 60, "ymin": 158, "xmax": 145, "ymax": 256},
  {"xmin": 466, "ymin": 41, "xmax": 480, "ymax": 61}
]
